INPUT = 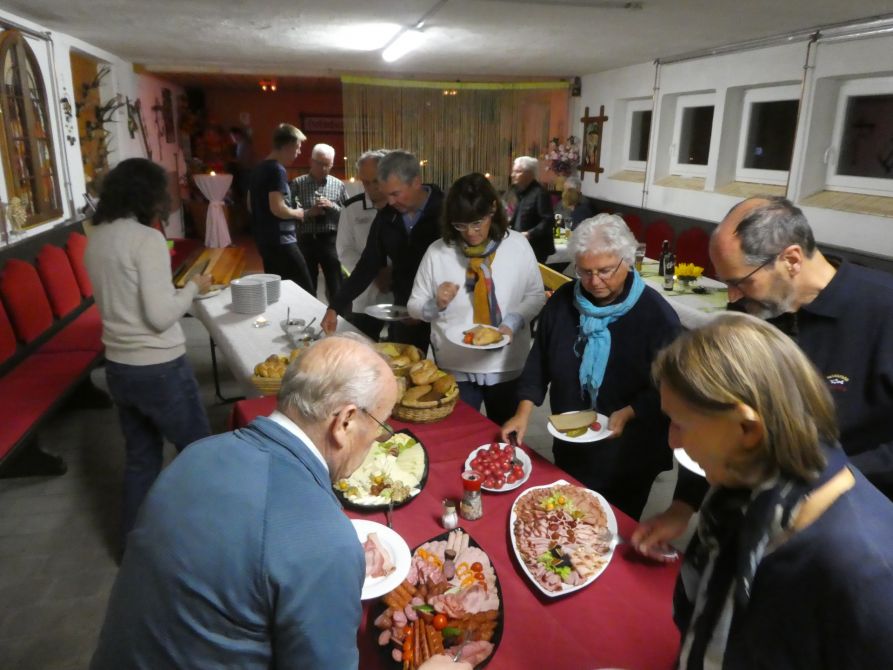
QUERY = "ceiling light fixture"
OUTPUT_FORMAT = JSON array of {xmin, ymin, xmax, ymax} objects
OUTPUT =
[
  {"xmin": 381, "ymin": 0, "xmax": 449, "ymax": 63},
  {"xmin": 259, "ymin": 79, "xmax": 278, "ymax": 92}
]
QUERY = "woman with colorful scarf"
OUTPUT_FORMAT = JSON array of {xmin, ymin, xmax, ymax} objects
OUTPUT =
[
  {"xmin": 652, "ymin": 313, "xmax": 893, "ymax": 669},
  {"xmin": 407, "ymin": 173, "xmax": 545, "ymax": 426},
  {"xmin": 502, "ymin": 214, "xmax": 681, "ymax": 518}
]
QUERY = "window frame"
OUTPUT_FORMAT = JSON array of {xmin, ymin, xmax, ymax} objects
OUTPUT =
[
  {"xmin": 622, "ymin": 97, "xmax": 652, "ymax": 172},
  {"xmin": 0, "ymin": 29, "xmax": 63, "ymax": 228},
  {"xmin": 825, "ymin": 76, "xmax": 893, "ymax": 197},
  {"xmin": 734, "ymin": 84, "xmax": 801, "ymax": 186},
  {"xmin": 670, "ymin": 92, "xmax": 716, "ymax": 178}
]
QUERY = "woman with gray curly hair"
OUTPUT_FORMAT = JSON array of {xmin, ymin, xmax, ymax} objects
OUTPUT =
[{"xmin": 502, "ymin": 214, "xmax": 682, "ymax": 518}]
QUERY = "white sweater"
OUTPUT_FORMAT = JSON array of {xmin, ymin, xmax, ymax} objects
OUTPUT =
[
  {"xmin": 408, "ymin": 230, "xmax": 545, "ymax": 376},
  {"xmin": 84, "ymin": 218, "xmax": 198, "ymax": 365}
]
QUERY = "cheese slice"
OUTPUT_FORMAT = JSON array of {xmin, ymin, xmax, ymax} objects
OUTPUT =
[{"xmin": 549, "ymin": 410, "xmax": 597, "ymax": 432}]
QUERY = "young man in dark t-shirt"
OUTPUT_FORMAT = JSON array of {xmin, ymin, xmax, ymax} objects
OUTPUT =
[{"xmin": 248, "ymin": 124, "xmax": 314, "ymax": 292}]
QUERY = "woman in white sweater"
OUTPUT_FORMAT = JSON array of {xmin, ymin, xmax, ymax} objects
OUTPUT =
[
  {"xmin": 408, "ymin": 173, "xmax": 545, "ymax": 425},
  {"xmin": 85, "ymin": 158, "xmax": 212, "ymax": 544}
]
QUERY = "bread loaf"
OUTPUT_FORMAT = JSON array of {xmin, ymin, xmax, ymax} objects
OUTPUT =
[
  {"xmin": 548, "ymin": 410, "xmax": 597, "ymax": 432},
  {"xmin": 402, "ymin": 384, "xmax": 433, "ymax": 405}
]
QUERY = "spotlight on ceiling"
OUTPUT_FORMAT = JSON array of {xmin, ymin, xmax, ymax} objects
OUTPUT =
[{"xmin": 382, "ymin": 29, "xmax": 425, "ymax": 62}]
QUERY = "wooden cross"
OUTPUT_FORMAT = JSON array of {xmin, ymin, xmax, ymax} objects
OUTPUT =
[{"xmin": 580, "ymin": 105, "xmax": 609, "ymax": 183}]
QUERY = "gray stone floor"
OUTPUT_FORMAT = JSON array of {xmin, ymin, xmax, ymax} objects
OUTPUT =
[{"xmin": 0, "ymin": 315, "xmax": 682, "ymax": 669}]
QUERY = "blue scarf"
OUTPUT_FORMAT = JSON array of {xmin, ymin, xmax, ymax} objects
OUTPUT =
[{"xmin": 574, "ymin": 270, "xmax": 645, "ymax": 405}]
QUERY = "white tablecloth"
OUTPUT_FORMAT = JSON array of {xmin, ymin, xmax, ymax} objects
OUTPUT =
[
  {"xmin": 193, "ymin": 173, "xmax": 233, "ymax": 248},
  {"xmin": 190, "ymin": 280, "xmax": 358, "ymax": 395}
]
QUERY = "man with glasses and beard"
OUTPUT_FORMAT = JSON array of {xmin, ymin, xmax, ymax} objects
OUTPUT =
[{"xmin": 633, "ymin": 196, "xmax": 893, "ymax": 559}]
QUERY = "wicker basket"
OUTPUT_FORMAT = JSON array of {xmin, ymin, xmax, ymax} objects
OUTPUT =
[
  {"xmin": 392, "ymin": 386, "xmax": 460, "ymax": 423},
  {"xmin": 251, "ymin": 375, "xmax": 282, "ymax": 396}
]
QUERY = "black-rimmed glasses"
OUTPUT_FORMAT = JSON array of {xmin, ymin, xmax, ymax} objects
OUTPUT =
[
  {"xmin": 362, "ymin": 408, "xmax": 396, "ymax": 441},
  {"xmin": 723, "ymin": 255, "xmax": 777, "ymax": 290}
]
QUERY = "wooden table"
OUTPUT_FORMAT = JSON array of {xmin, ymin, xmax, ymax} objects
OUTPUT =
[{"xmin": 229, "ymin": 398, "xmax": 682, "ymax": 669}]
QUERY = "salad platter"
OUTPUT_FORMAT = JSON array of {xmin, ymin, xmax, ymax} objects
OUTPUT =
[
  {"xmin": 510, "ymin": 480, "xmax": 617, "ymax": 597},
  {"xmin": 335, "ymin": 431, "xmax": 428, "ymax": 511},
  {"xmin": 373, "ymin": 528, "xmax": 503, "ymax": 669}
]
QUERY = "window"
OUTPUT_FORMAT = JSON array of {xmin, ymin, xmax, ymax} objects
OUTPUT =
[
  {"xmin": 0, "ymin": 30, "xmax": 62, "ymax": 228},
  {"xmin": 826, "ymin": 77, "xmax": 893, "ymax": 197},
  {"xmin": 671, "ymin": 93, "xmax": 715, "ymax": 177},
  {"xmin": 623, "ymin": 98, "xmax": 652, "ymax": 171},
  {"xmin": 735, "ymin": 85, "xmax": 800, "ymax": 186}
]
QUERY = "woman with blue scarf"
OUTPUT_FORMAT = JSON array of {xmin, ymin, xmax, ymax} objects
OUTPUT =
[{"xmin": 502, "ymin": 214, "xmax": 681, "ymax": 518}]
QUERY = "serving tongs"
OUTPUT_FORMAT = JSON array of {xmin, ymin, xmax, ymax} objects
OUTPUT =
[{"xmin": 507, "ymin": 431, "xmax": 525, "ymax": 469}]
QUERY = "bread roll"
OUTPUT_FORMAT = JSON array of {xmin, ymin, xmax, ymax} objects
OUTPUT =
[
  {"xmin": 403, "ymin": 345, "xmax": 422, "ymax": 363},
  {"xmin": 402, "ymin": 384, "xmax": 433, "ymax": 405},
  {"xmin": 419, "ymin": 389, "xmax": 444, "ymax": 403},
  {"xmin": 409, "ymin": 360, "xmax": 439, "ymax": 385},
  {"xmin": 432, "ymin": 373, "xmax": 456, "ymax": 395},
  {"xmin": 390, "ymin": 355, "xmax": 411, "ymax": 368},
  {"xmin": 471, "ymin": 326, "xmax": 504, "ymax": 346}
]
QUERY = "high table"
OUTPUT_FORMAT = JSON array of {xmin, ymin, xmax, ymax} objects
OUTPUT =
[
  {"xmin": 190, "ymin": 280, "xmax": 358, "ymax": 398},
  {"xmin": 193, "ymin": 173, "xmax": 233, "ymax": 248},
  {"xmin": 231, "ymin": 398, "xmax": 682, "ymax": 670}
]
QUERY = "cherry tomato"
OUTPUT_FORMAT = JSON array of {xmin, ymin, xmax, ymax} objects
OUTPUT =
[
  {"xmin": 470, "ymin": 561, "xmax": 483, "ymax": 572},
  {"xmin": 432, "ymin": 613, "xmax": 448, "ymax": 630},
  {"xmin": 591, "ymin": 421, "xmax": 602, "ymax": 431},
  {"xmin": 513, "ymin": 465, "xmax": 524, "ymax": 477},
  {"xmin": 491, "ymin": 478, "xmax": 504, "ymax": 490}
]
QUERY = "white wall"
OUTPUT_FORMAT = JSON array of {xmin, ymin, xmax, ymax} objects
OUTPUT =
[
  {"xmin": 0, "ymin": 8, "xmax": 186, "ymax": 246},
  {"xmin": 572, "ymin": 35, "xmax": 893, "ymax": 258}
]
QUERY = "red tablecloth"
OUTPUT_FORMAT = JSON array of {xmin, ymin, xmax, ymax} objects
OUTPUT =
[{"xmin": 230, "ymin": 398, "xmax": 681, "ymax": 670}]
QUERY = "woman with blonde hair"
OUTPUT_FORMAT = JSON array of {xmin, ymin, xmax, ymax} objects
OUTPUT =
[{"xmin": 653, "ymin": 312, "xmax": 893, "ymax": 668}]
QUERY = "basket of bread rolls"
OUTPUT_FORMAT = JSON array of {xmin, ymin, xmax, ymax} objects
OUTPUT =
[
  {"xmin": 250, "ymin": 347, "xmax": 307, "ymax": 395},
  {"xmin": 372, "ymin": 342, "xmax": 422, "ymax": 378},
  {"xmin": 392, "ymin": 359, "xmax": 460, "ymax": 423}
]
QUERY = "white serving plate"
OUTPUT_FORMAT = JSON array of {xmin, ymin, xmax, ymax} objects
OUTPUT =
[
  {"xmin": 546, "ymin": 411, "xmax": 613, "ymax": 443},
  {"xmin": 464, "ymin": 444, "xmax": 533, "ymax": 492},
  {"xmin": 352, "ymin": 519, "xmax": 411, "ymax": 600},
  {"xmin": 510, "ymin": 479, "xmax": 617, "ymax": 598},
  {"xmin": 674, "ymin": 448, "xmax": 706, "ymax": 477},
  {"xmin": 364, "ymin": 303, "xmax": 411, "ymax": 321},
  {"xmin": 446, "ymin": 324, "xmax": 507, "ymax": 350}
]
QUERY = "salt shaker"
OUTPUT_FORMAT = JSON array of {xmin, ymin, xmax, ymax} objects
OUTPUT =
[
  {"xmin": 441, "ymin": 499, "xmax": 458, "ymax": 530},
  {"xmin": 459, "ymin": 471, "xmax": 483, "ymax": 521}
]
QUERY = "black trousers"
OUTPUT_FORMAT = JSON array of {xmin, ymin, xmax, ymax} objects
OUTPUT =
[
  {"xmin": 297, "ymin": 232, "xmax": 342, "ymax": 302},
  {"xmin": 259, "ymin": 243, "xmax": 314, "ymax": 294}
]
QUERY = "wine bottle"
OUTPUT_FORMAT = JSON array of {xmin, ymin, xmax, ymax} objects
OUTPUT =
[
  {"xmin": 658, "ymin": 240, "xmax": 670, "ymax": 276},
  {"xmin": 663, "ymin": 252, "xmax": 676, "ymax": 291}
]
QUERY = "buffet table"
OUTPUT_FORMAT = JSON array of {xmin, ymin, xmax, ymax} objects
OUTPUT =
[{"xmin": 230, "ymin": 398, "xmax": 682, "ymax": 669}]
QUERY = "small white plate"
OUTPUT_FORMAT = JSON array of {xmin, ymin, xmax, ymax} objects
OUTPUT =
[
  {"xmin": 194, "ymin": 286, "xmax": 225, "ymax": 300},
  {"xmin": 364, "ymin": 304, "xmax": 411, "ymax": 321},
  {"xmin": 464, "ymin": 444, "xmax": 533, "ymax": 492},
  {"xmin": 352, "ymin": 519, "xmax": 411, "ymax": 600},
  {"xmin": 674, "ymin": 448, "xmax": 706, "ymax": 477},
  {"xmin": 547, "ymin": 411, "xmax": 613, "ymax": 443},
  {"xmin": 447, "ymin": 324, "xmax": 507, "ymax": 350}
]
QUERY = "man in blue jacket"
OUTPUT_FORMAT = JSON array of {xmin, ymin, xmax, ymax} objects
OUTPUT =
[{"xmin": 90, "ymin": 335, "xmax": 398, "ymax": 669}]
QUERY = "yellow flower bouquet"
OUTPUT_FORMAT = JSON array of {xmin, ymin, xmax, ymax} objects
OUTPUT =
[{"xmin": 675, "ymin": 262, "xmax": 704, "ymax": 282}]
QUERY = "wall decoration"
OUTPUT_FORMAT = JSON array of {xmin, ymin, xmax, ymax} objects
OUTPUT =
[
  {"xmin": 580, "ymin": 105, "xmax": 609, "ymax": 182},
  {"xmin": 162, "ymin": 88, "xmax": 175, "ymax": 143},
  {"xmin": 300, "ymin": 114, "xmax": 344, "ymax": 134},
  {"xmin": 128, "ymin": 97, "xmax": 152, "ymax": 160}
]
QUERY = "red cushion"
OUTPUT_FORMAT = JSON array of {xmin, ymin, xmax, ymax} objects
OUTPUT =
[
  {"xmin": 40, "ymin": 304, "xmax": 104, "ymax": 354},
  {"xmin": 676, "ymin": 227, "xmax": 715, "ymax": 279},
  {"xmin": 66, "ymin": 231, "xmax": 93, "ymax": 298},
  {"xmin": 0, "ymin": 299, "xmax": 17, "ymax": 366},
  {"xmin": 0, "ymin": 351, "xmax": 97, "ymax": 459},
  {"xmin": 0, "ymin": 259, "xmax": 54, "ymax": 344},
  {"xmin": 644, "ymin": 219, "xmax": 676, "ymax": 261},
  {"xmin": 231, "ymin": 396, "xmax": 277, "ymax": 429},
  {"xmin": 36, "ymin": 244, "xmax": 83, "ymax": 319}
]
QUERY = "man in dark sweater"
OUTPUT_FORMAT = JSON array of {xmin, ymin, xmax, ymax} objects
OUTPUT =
[
  {"xmin": 321, "ymin": 150, "xmax": 442, "ymax": 351},
  {"xmin": 634, "ymin": 196, "xmax": 893, "ymax": 553},
  {"xmin": 509, "ymin": 156, "xmax": 555, "ymax": 263}
]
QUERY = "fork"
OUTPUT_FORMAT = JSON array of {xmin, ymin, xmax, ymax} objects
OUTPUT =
[
  {"xmin": 452, "ymin": 629, "xmax": 472, "ymax": 662},
  {"xmin": 598, "ymin": 528, "xmax": 679, "ymax": 561}
]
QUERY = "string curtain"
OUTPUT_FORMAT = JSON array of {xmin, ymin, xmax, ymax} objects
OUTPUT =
[{"xmin": 341, "ymin": 77, "xmax": 569, "ymax": 192}]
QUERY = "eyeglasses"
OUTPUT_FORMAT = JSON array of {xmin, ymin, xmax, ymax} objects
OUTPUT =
[
  {"xmin": 451, "ymin": 215, "xmax": 490, "ymax": 232},
  {"xmin": 722, "ymin": 255, "xmax": 777, "ymax": 289},
  {"xmin": 575, "ymin": 259, "xmax": 624, "ymax": 282},
  {"xmin": 362, "ymin": 408, "xmax": 396, "ymax": 441}
]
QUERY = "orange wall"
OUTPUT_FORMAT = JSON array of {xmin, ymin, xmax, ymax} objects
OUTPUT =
[{"xmin": 201, "ymin": 84, "xmax": 346, "ymax": 177}]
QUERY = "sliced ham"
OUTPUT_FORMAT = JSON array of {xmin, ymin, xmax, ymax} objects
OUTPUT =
[{"xmin": 364, "ymin": 532, "xmax": 396, "ymax": 578}]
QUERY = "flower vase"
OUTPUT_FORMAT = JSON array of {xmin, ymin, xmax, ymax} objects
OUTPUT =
[{"xmin": 678, "ymin": 277, "xmax": 696, "ymax": 292}]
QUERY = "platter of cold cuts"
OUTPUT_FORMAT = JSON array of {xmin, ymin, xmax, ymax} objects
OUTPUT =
[
  {"xmin": 335, "ymin": 432, "xmax": 428, "ymax": 511},
  {"xmin": 373, "ymin": 528, "xmax": 503, "ymax": 669},
  {"xmin": 354, "ymin": 519, "xmax": 412, "ymax": 600},
  {"xmin": 510, "ymin": 480, "xmax": 617, "ymax": 597}
]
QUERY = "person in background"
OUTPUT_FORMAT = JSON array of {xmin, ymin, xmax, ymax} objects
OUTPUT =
[
  {"xmin": 501, "ymin": 214, "xmax": 681, "ymax": 518},
  {"xmin": 336, "ymin": 149, "xmax": 392, "ymax": 339},
  {"xmin": 509, "ymin": 156, "xmax": 555, "ymax": 263},
  {"xmin": 408, "ymin": 173, "xmax": 545, "ymax": 426},
  {"xmin": 247, "ymin": 123, "xmax": 314, "ymax": 293},
  {"xmin": 227, "ymin": 125, "xmax": 255, "ymax": 232},
  {"xmin": 91, "ymin": 335, "xmax": 467, "ymax": 670},
  {"xmin": 634, "ymin": 196, "xmax": 893, "ymax": 556},
  {"xmin": 290, "ymin": 143, "xmax": 347, "ymax": 301},
  {"xmin": 84, "ymin": 158, "xmax": 212, "ymax": 544},
  {"xmin": 652, "ymin": 313, "xmax": 893, "ymax": 669},
  {"xmin": 322, "ymin": 150, "xmax": 444, "ymax": 352},
  {"xmin": 554, "ymin": 175, "xmax": 594, "ymax": 230}
]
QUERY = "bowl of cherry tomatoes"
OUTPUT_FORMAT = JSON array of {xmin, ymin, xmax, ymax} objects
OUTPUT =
[{"xmin": 464, "ymin": 442, "xmax": 533, "ymax": 492}]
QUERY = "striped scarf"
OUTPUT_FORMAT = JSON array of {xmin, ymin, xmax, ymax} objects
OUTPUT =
[{"xmin": 463, "ymin": 239, "xmax": 502, "ymax": 326}]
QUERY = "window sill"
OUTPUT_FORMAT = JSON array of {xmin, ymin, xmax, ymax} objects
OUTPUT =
[
  {"xmin": 800, "ymin": 190, "xmax": 893, "ymax": 219},
  {"xmin": 654, "ymin": 175, "xmax": 705, "ymax": 191},
  {"xmin": 715, "ymin": 182, "xmax": 786, "ymax": 198},
  {"xmin": 608, "ymin": 170, "xmax": 646, "ymax": 184}
]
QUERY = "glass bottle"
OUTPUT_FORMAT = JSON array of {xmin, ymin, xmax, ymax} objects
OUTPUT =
[
  {"xmin": 459, "ymin": 471, "xmax": 483, "ymax": 521},
  {"xmin": 663, "ymin": 252, "xmax": 676, "ymax": 291},
  {"xmin": 658, "ymin": 240, "xmax": 670, "ymax": 276},
  {"xmin": 441, "ymin": 499, "xmax": 458, "ymax": 530}
]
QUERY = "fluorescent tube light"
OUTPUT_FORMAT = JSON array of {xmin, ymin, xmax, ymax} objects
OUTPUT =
[{"xmin": 382, "ymin": 29, "xmax": 424, "ymax": 62}]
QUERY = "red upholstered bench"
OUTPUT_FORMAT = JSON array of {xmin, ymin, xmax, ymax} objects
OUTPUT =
[{"xmin": 0, "ymin": 245, "xmax": 105, "ymax": 473}]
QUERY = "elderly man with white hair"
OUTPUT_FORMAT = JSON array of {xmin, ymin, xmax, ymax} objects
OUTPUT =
[
  {"xmin": 291, "ymin": 142, "xmax": 347, "ymax": 301},
  {"xmin": 502, "ymin": 214, "xmax": 682, "ymax": 518},
  {"xmin": 509, "ymin": 155, "xmax": 555, "ymax": 263},
  {"xmin": 91, "ymin": 335, "xmax": 467, "ymax": 670}
]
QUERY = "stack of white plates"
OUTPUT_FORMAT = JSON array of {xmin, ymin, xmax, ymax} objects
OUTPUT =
[
  {"xmin": 230, "ymin": 277, "xmax": 267, "ymax": 314},
  {"xmin": 244, "ymin": 273, "xmax": 281, "ymax": 304}
]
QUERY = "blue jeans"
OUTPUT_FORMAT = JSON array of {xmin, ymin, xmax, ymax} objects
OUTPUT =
[
  {"xmin": 457, "ymin": 378, "xmax": 519, "ymax": 428},
  {"xmin": 105, "ymin": 356, "xmax": 210, "ymax": 538}
]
